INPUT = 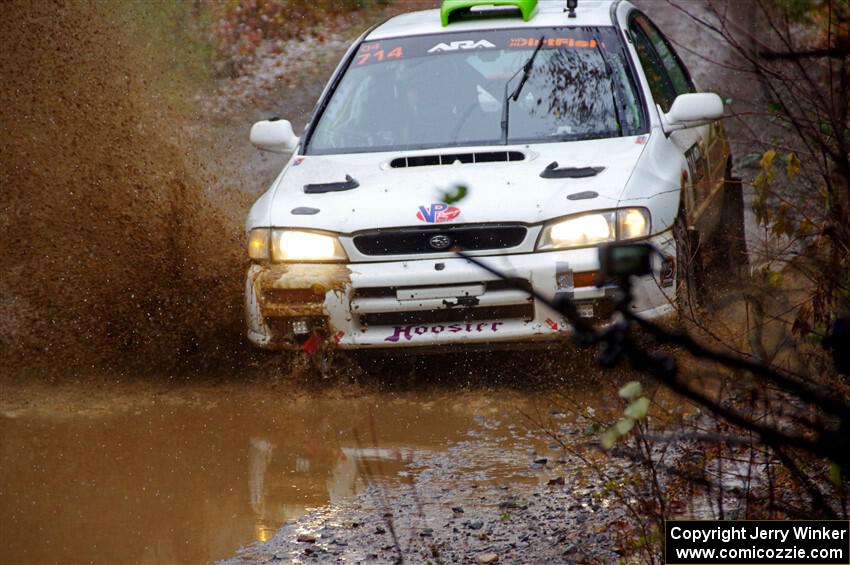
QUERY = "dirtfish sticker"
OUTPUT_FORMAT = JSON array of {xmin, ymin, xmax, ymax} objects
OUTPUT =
[
  {"xmin": 386, "ymin": 322, "xmax": 504, "ymax": 343},
  {"xmin": 416, "ymin": 203, "xmax": 460, "ymax": 223}
]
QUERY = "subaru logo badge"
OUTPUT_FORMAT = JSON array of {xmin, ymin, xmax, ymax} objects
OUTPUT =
[{"xmin": 428, "ymin": 234, "xmax": 452, "ymax": 250}]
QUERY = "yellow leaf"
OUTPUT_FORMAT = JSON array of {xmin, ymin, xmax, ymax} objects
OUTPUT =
[
  {"xmin": 786, "ymin": 152, "xmax": 801, "ymax": 177},
  {"xmin": 768, "ymin": 271, "xmax": 783, "ymax": 288},
  {"xmin": 760, "ymin": 149, "xmax": 776, "ymax": 170}
]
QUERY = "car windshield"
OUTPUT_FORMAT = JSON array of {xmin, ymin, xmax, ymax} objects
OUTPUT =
[{"xmin": 306, "ymin": 27, "xmax": 645, "ymax": 155}]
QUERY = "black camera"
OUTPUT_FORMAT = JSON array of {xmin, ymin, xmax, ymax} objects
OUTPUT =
[{"xmin": 598, "ymin": 242, "xmax": 654, "ymax": 281}]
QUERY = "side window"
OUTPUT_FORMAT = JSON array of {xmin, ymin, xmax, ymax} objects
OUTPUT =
[{"xmin": 629, "ymin": 13, "xmax": 695, "ymax": 111}]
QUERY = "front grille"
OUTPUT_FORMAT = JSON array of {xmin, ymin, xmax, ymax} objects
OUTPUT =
[
  {"xmin": 353, "ymin": 225, "xmax": 527, "ymax": 256},
  {"xmin": 359, "ymin": 303, "xmax": 534, "ymax": 327},
  {"xmin": 352, "ymin": 279, "xmax": 535, "ymax": 327},
  {"xmin": 352, "ymin": 279, "xmax": 531, "ymax": 300}
]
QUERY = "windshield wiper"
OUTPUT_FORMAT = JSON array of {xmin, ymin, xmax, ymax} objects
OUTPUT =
[
  {"xmin": 501, "ymin": 35, "xmax": 545, "ymax": 144},
  {"xmin": 594, "ymin": 36, "xmax": 624, "ymax": 137}
]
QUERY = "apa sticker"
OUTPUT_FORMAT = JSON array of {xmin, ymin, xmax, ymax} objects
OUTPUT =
[
  {"xmin": 416, "ymin": 203, "xmax": 460, "ymax": 223},
  {"xmin": 385, "ymin": 322, "xmax": 504, "ymax": 343},
  {"xmin": 428, "ymin": 39, "xmax": 495, "ymax": 53}
]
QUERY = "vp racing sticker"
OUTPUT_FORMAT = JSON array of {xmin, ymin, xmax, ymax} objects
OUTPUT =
[{"xmin": 416, "ymin": 203, "xmax": 460, "ymax": 223}]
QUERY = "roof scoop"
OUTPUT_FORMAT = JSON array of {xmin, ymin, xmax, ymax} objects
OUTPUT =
[
  {"xmin": 540, "ymin": 161, "xmax": 605, "ymax": 179},
  {"xmin": 440, "ymin": 0, "xmax": 537, "ymax": 26},
  {"xmin": 303, "ymin": 175, "xmax": 359, "ymax": 194}
]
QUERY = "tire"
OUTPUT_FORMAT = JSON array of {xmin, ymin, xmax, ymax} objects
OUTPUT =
[
  {"xmin": 674, "ymin": 204, "xmax": 705, "ymax": 322},
  {"xmin": 703, "ymin": 158, "xmax": 750, "ymax": 292},
  {"xmin": 718, "ymin": 159, "xmax": 750, "ymax": 279}
]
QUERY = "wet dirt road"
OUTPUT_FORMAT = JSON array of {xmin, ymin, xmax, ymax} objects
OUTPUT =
[
  {"xmin": 0, "ymin": 0, "xmax": 756, "ymax": 563},
  {"xmin": 0, "ymin": 387, "xmax": 615, "ymax": 564}
]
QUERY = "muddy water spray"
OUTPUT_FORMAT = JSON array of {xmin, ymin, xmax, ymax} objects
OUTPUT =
[{"xmin": 0, "ymin": 1, "xmax": 246, "ymax": 378}]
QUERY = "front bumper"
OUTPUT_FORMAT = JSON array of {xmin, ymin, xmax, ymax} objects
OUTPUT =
[{"xmin": 245, "ymin": 232, "xmax": 676, "ymax": 350}]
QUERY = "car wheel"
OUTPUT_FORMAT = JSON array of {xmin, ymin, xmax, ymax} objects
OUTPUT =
[
  {"xmin": 718, "ymin": 158, "xmax": 749, "ymax": 279},
  {"xmin": 701, "ymin": 158, "xmax": 750, "ymax": 297},
  {"xmin": 674, "ymin": 205, "xmax": 705, "ymax": 322}
]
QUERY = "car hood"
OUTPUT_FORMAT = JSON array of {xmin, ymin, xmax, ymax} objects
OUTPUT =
[{"xmin": 262, "ymin": 136, "xmax": 648, "ymax": 233}]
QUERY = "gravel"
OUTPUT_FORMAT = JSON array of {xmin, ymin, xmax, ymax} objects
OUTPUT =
[{"xmin": 220, "ymin": 426, "xmax": 631, "ymax": 564}]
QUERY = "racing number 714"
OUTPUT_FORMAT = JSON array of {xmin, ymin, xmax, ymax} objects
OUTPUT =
[{"xmin": 357, "ymin": 47, "xmax": 404, "ymax": 65}]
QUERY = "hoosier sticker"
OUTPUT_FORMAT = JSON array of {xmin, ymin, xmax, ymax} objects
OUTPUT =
[{"xmin": 385, "ymin": 322, "xmax": 503, "ymax": 343}]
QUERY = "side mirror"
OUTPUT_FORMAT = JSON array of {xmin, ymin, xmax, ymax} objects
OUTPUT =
[
  {"xmin": 250, "ymin": 119, "xmax": 300, "ymax": 153},
  {"xmin": 661, "ymin": 93, "xmax": 725, "ymax": 133}
]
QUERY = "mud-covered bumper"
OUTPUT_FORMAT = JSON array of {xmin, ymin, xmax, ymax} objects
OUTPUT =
[{"xmin": 245, "ymin": 232, "xmax": 676, "ymax": 350}]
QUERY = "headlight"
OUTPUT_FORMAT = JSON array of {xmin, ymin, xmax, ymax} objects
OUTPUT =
[
  {"xmin": 247, "ymin": 228, "xmax": 347, "ymax": 262},
  {"xmin": 537, "ymin": 208, "xmax": 651, "ymax": 251},
  {"xmin": 618, "ymin": 208, "xmax": 650, "ymax": 240},
  {"xmin": 542, "ymin": 211, "xmax": 616, "ymax": 249},
  {"xmin": 271, "ymin": 229, "xmax": 347, "ymax": 262}
]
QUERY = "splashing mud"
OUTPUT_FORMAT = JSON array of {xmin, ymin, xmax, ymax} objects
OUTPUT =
[
  {"xmin": 0, "ymin": 0, "xmax": 607, "ymax": 387},
  {"xmin": 1, "ymin": 0, "xmax": 741, "ymax": 388},
  {"xmin": 0, "ymin": 0, "xmax": 247, "ymax": 379}
]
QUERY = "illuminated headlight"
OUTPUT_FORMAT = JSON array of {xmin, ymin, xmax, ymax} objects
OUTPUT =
[
  {"xmin": 247, "ymin": 228, "xmax": 347, "ymax": 262},
  {"xmin": 272, "ymin": 229, "xmax": 347, "ymax": 262},
  {"xmin": 537, "ymin": 208, "xmax": 651, "ymax": 251},
  {"xmin": 618, "ymin": 208, "xmax": 650, "ymax": 240}
]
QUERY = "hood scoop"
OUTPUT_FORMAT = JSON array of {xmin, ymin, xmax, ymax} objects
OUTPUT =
[
  {"xmin": 540, "ymin": 161, "xmax": 605, "ymax": 179},
  {"xmin": 390, "ymin": 151, "xmax": 525, "ymax": 169},
  {"xmin": 304, "ymin": 174, "xmax": 359, "ymax": 194}
]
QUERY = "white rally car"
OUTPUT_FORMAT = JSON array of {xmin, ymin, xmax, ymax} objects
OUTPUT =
[{"xmin": 244, "ymin": 0, "xmax": 746, "ymax": 351}]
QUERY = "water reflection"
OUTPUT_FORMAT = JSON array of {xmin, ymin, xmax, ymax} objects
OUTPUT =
[
  {"xmin": 0, "ymin": 391, "xmax": 554, "ymax": 564},
  {"xmin": 247, "ymin": 436, "xmax": 417, "ymax": 544}
]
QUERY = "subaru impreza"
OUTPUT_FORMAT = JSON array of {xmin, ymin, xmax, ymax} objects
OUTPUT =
[{"xmin": 244, "ymin": 0, "xmax": 746, "ymax": 351}]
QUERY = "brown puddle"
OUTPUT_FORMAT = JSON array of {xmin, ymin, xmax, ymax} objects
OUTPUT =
[{"xmin": 0, "ymin": 389, "xmax": 590, "ymax": 564}]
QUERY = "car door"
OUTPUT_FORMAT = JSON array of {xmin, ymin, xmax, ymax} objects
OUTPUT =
[{"xmin": 628, "ymin": 12, "xmax": 727, "ymax": 235}]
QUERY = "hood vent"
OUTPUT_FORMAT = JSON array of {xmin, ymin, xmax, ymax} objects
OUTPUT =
[{"xmin": 390, "ymin": 151, "xmax": 525, "ymax": 169}]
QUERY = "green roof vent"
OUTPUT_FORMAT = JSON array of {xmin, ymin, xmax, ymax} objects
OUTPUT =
[{"xmin": 441, "ymin": 0, "xmax": 538, "ymax": 26}]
